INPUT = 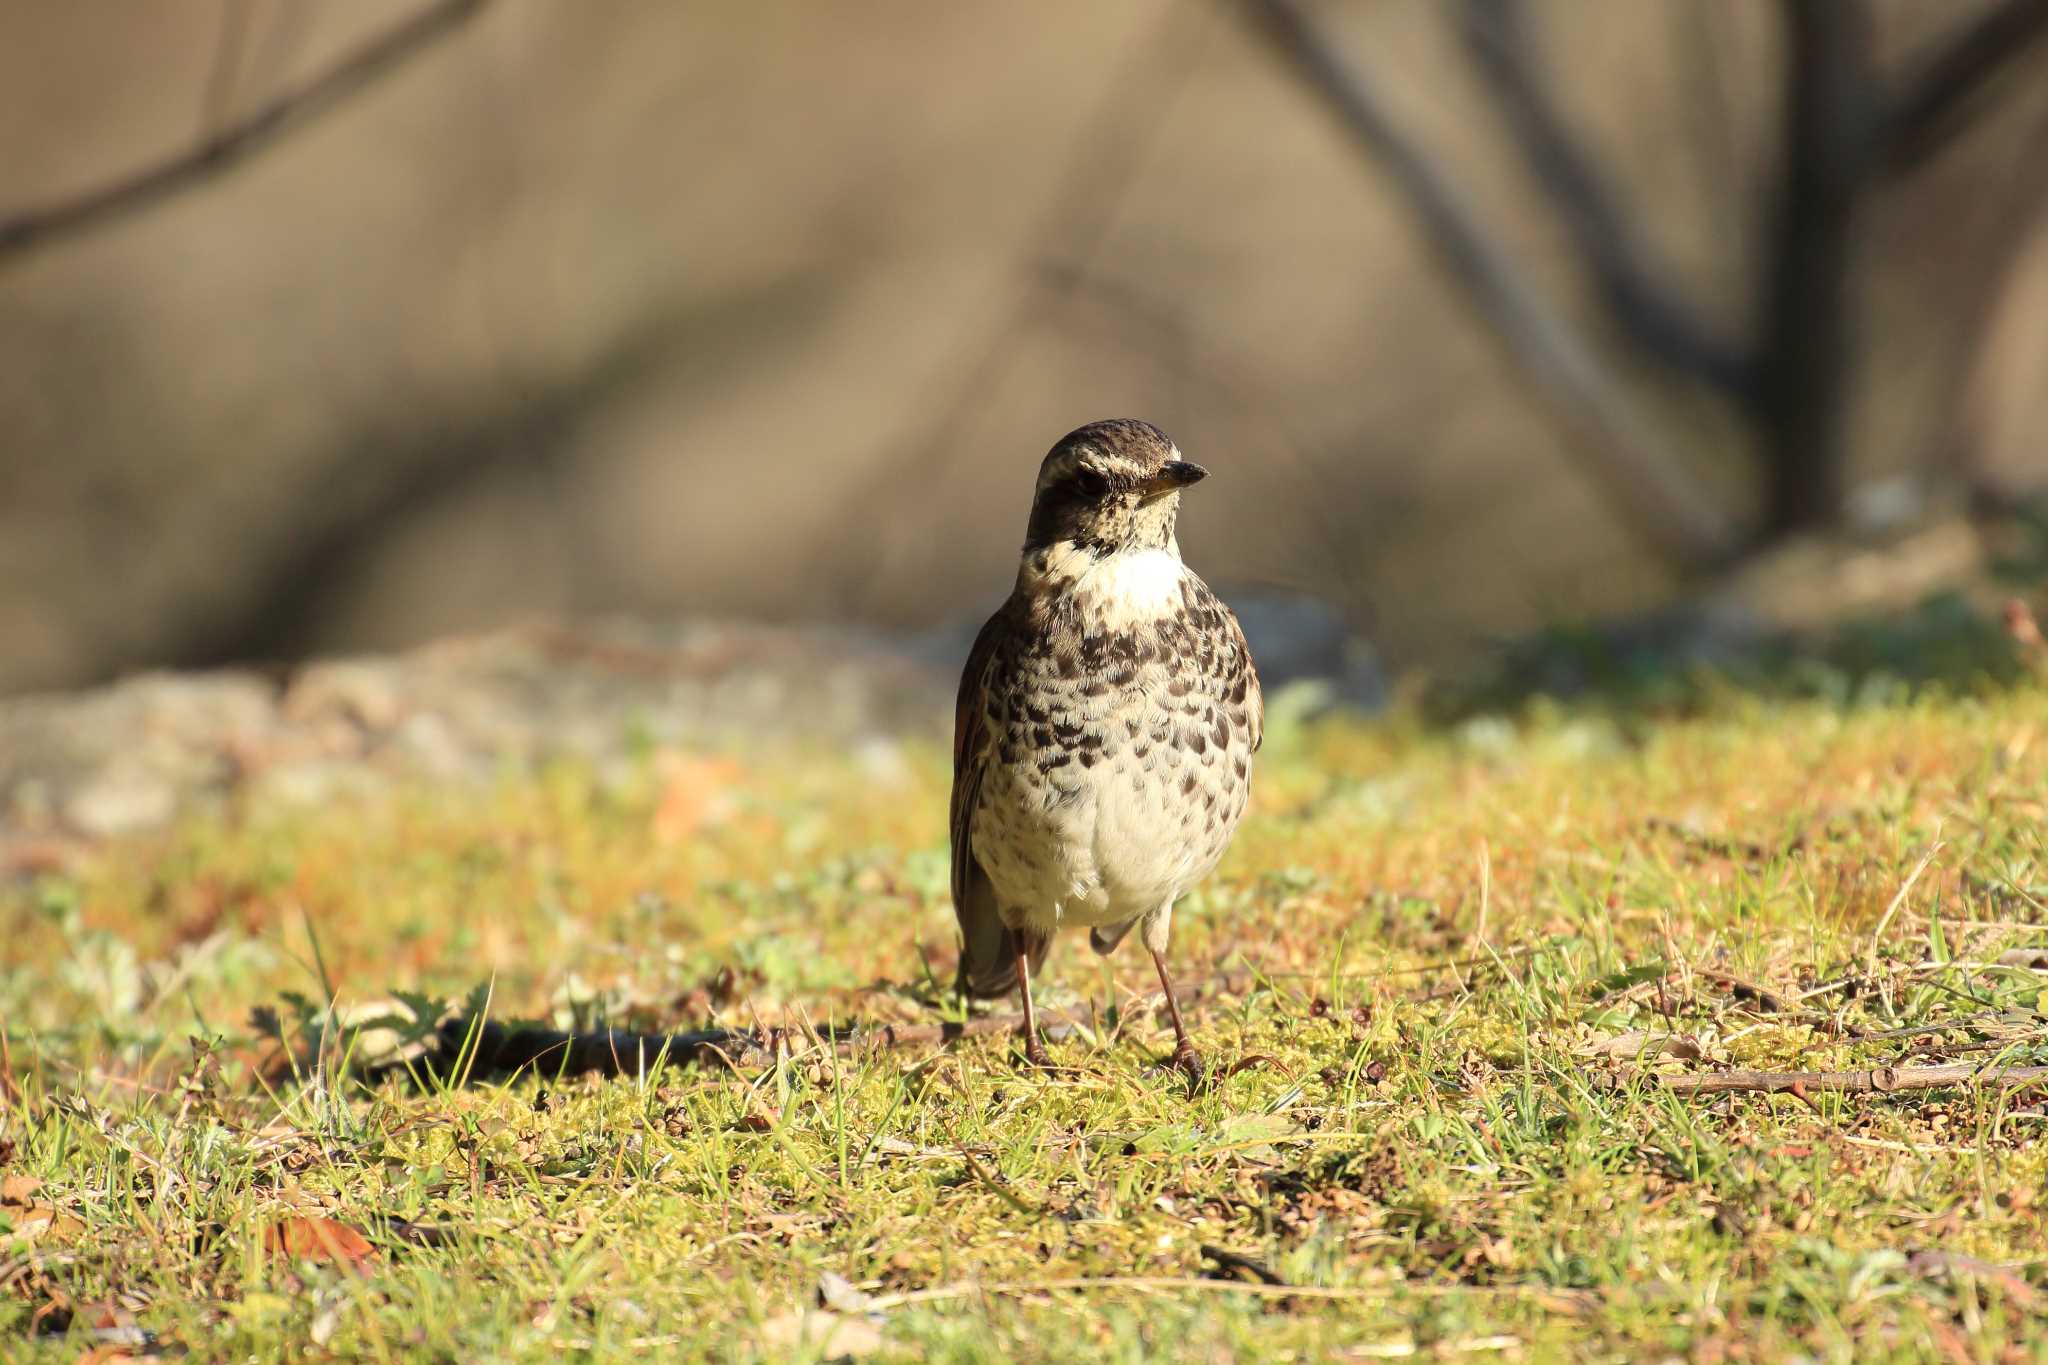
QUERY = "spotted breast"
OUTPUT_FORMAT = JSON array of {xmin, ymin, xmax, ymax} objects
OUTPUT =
[{"xmin": 966, "ymin": 547, "xmax": 1260, "ymax": 950}]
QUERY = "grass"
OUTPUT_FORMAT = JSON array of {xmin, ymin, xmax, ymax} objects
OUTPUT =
[{"xmin": 4, "ymin": 678, "xmax": 2048, "ymax": 1361}]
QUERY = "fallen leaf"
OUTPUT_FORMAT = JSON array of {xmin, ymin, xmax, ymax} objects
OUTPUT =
[
  {"xmin": 0, "ymin": 836, "xmax": 85, "ymax": 878},
  {"xmin": 651, "ymin": 754, "xmax": 740, "ymax": 844},
  {"xmin": 264, "ymin": 1216, "xmax": 375, "ymax": 1272},
  {"xmin": 3, "ymin": 1176, "xmax": 85, "ymax": 1242}
]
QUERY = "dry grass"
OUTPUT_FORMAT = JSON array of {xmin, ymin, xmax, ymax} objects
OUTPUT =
[{"xmin": 4, "ymin": 682, "xmax": 2048, "ymax": 1361}]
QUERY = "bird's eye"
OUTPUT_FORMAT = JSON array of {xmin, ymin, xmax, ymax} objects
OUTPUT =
[{"xmin": 1072, "ymin": 468, "xmax": 1109, "ymax": 499}]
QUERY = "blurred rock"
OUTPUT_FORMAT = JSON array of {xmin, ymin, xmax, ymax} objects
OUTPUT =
[
  {"xmin": 0, "ymin": 605, "xmax": 1385, "ymax": 844},
  {"xmin": 0, "ymin": 620, "xmax": 948, "ymax": 843}
]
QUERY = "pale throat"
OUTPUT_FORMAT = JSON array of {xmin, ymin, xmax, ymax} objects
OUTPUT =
[{"xmin": 1022, "ymin": 538, "xmax": 1187, "ymax": 628}]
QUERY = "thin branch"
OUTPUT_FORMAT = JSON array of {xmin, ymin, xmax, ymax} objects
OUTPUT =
[
  {"xmin": 0, "ymin": 0, "xmax": 491, "ymax": 261},
  {"xmin": 1616, "ymin": 1063, "xmax": 2048, "ymax": 1095},
  {"xmin": 1456, "ymin": 0, "xmax": 1754, "ymax": 403},
  {"xmin": 1231, "ymin": 0, "xmax": 1740, "ymax": 571},
  {"xmin": 872, "ymin": 1276, "xmax": 1471, "ymax": 1308},
  {"xmin": 1878, "ymin": 0, "xmax": 2048, "ymax": 176},
  {"xmin": 1693, "ymin": 970, "xmax": 1794, "ymax": 1014},
  {"xmin": 201, "ymin": 0, "xmax": 256, "ymax": 136}
]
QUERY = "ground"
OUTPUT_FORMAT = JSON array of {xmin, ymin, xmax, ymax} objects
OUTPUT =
[{"xmin": 3, "ymin": 678, "xmax": 2047, "ymax": 1362}]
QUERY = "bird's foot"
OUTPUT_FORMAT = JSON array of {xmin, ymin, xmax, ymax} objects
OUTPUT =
[{"xmin": 1018, "ymin": 1038, "xmax": 1074, "ymax": 1076}]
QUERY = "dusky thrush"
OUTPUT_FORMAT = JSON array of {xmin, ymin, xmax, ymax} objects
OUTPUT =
[{"xmin": 950, "ymin": 418, "xmax": 1262, "ymax": 1080}]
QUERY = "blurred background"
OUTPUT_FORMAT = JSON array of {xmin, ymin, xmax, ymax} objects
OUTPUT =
[{"xmin": 5, "ymin": 0, "xmax": 2048, "ymax": 697}]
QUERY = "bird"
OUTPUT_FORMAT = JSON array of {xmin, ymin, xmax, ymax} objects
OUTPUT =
[{"xmin": 950, "ymin": 418, "xmax": 1262, "ymax": 1081}]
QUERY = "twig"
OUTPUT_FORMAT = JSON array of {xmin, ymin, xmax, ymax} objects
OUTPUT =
[
  {"xmin": 1263, "ymin": 940, "xmax": 1557, "ymax": 981},
  {"xmin": 1694, "ymin": 970, "xmax": 1793, "ymax": 1014},
  {"xmin": 1611, "ymin": 1063, "xmax": 2048, "ymax": 1096},
  {"xmin": 865, "ymin": 1275, "xmax": 1585, "ymax": 1310},
  {"xmin": 1229, "ymin": 0, "xmax": 1738, "ymax": 571},
  {"xmin": 1643, "ymin": 818, "xmax": 1805, "ymax": 864},
  {"xmin": 1199, "ymin": 1244, "xmax": 1289, "ymax": 1286},
  {"xmin": 1849, "ymin": 1014, "xmax": 2001, "ymax": 1043},
  {"xmin": 1901, "ymin": 955, "xmax": 2048, "ymax": 974},
  {"xmin": 0, "ymin": 0, "xmax": 491, "ymax": 260}
]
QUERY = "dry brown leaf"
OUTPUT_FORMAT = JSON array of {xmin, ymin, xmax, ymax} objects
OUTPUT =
[
  {"xmin": 264, "ymin": 1216, "xmax": 376, "ymax": 1272},
  {"xmin": 4, "ymin": 1176, "xmax": 84, "ymax": 1242},
  {"xmin": 12, "ymin": 1204, "xmax": 85, "ymax": 1239},
  {"xmin": 0, "ymin": 836, "xmax": 85, "ymax": 878},
  {"xmin": 651, "ymin": 754, "xmax": 740, "ymax": 844},
  {"xmin": 2003, "ymin": 598, "xmax": 2046, "ymax": 662}
]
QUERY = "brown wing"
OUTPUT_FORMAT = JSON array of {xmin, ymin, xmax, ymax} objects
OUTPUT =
[
  {"xmin": 950, "ymin": 603, "xmax": 1023, "ymax": 996},
  {"xmin": 1229, "ymin": 605, "xmax": 1264, "ymax": 753},
  {"xmin": 1200, "ymin": 585, "xmax": 1262, "ymax": 754}
]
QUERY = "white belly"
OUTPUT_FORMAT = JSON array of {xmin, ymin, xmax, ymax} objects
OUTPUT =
[{"xmin": 970, "ymin": 740, "xmax": 1239, "ymax": 933}]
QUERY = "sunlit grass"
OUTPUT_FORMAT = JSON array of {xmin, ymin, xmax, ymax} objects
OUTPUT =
[{"xmin": 4, "ymin": 687, "xmax": 2047, "ymax": 1360}]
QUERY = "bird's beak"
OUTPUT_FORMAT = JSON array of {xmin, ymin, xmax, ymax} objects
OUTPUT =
[{"xmin": 1142, "ymin": 461, "xmax": 1208, "ymax": 496}]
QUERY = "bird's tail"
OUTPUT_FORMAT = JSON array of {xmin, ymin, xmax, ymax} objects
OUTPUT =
[{"xmin": 954, "ymin": 858, "xmax": 1049, "ymax": 999}]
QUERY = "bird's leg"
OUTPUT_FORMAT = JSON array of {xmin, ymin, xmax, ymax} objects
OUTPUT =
[
  {"xmin": 1150, "ymin": 947, "xmax": 1204, "ymax": 1084},
  {"xmin": 1015, "ymin": 938, "xmax": 1055, "ymax": 1070}
]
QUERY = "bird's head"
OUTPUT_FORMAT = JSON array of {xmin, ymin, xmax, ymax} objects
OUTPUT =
[{"xmin": 1022, "ymin": 418, "xmax": 1207, "ymax": 559}]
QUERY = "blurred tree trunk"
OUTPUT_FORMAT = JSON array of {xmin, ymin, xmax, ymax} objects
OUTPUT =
[
  {"xmin": 1755, "ymin": 0, "xmax": 1872, "ymax": 536},
  {"xmin": 1241, "ymin": 0, "xmax": 2048, "ymax": 566}
]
